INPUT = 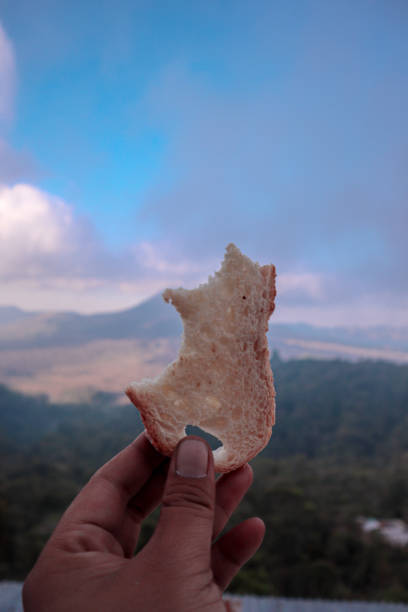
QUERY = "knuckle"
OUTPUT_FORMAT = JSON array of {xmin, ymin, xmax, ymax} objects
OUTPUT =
[{"xmin": 163, "ymin": 481, "xmax": 213, "ymax": 515}]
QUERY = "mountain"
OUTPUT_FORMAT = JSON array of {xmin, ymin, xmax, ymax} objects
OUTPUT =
[
  {"xmin": 0, "ymin": 306, "xmax": 33, "ymax": 326},
  {"xmin": 0, "ymin": 295, "xmax": 182, "ymax": 350},
  {"xmin": 267, "ymin": 323, "xmax": 408, "ymax": 362},
  {"xmin": 0, "ymin": 297, "xmax": 407, "ymax": 401},
  {"xmin": 1, "ymin": 298, "xmax": 407, "ymax": 356}
]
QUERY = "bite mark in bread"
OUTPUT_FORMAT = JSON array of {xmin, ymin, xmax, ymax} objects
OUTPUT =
[{"xmin": 126, "ymin": 243, "xmax": 276, "ymax": 472}]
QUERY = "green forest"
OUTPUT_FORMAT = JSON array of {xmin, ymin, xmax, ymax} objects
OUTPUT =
[{"xmin": 1, "ymin": 356, "xmax": 408, "ymax": 602}]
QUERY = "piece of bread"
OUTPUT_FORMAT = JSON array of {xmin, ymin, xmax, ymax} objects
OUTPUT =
[{"xmin": 126, "ymin": 243, "xmax": 276, "ymax": 473}]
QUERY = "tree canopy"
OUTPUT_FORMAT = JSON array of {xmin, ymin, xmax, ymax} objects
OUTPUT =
[{"xmin": 1, "ymin": 357, "xmax": 408, "ymax": 601}]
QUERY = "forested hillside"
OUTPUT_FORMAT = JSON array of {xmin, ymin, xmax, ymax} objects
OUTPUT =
[
  {"xmin": 265, "ymin": 355, "xmax": 408, "ymax": 463},
  {"xmin": 1, "ymin": 357, "xmax": 408, "ymax": 602}
]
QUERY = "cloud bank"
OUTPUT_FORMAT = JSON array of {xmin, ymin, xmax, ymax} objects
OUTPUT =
[
  {"xmin": 0, "ymin": 6, "xmax": 407, "ymax": 325},
  {"xmin": 0, "ymin": 184, "xmax": 212, "ymax": 313},
  {"xmin": 134, "ymin": 3, "xmax": 408, "ymax": 324},
  {"xmin": 0, "ymin": 183, "xmax": 94, "ymax": 279}
]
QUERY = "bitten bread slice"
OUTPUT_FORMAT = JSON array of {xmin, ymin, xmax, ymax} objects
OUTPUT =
[{"xmin": 126, "ymin": 243, "xmax": 276, "ymax": 473}]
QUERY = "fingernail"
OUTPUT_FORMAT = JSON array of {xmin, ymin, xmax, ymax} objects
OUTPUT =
[{"xmin": 176, "ymin": 439, "xmax": 209, "ymax": 478}]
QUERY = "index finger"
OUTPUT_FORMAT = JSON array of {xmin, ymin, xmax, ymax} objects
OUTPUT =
[
  {"xmin": 62, "ymin": 432, "xmax": 166, "ymax": 533},
  {"xmin": 96, "ymin": 431, "xmax": 165, "ymax": 495}
]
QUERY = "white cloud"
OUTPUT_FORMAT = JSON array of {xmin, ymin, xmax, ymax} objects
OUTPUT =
[
  {"xmin": 0, "ymin": 184, "xmax": 73, "ymax": 251},
  {"xmin": 0, "ymin": 183, "xmax": 121, "ymax": 285},
  {"xmin": 0, "ymin": 184, "xmax": 77, "ymax": 278},
  {"xmin": 0, "ymin": 24, "xmax": 38, "ymax": 183},
  {"xmin": 278, "ymin": 273, "xmax": 325, "ymax": 301},
  {"xmin": 133, "ymin": 240, "xmax": 214, "ymax": 281},
  {"xmin": 139, "ymin": 19, "xmax": 408, "ymax": 305},
  {"xmin": 0, "ymin": 184, "xmax": 210, "ymax": 311},
  {"xmin": 0, "ymin": 13, "xmax": 406, "ymax": 325},
  {"xmin": 0, "ymin": 22, "xmax": 16, "ymax": 121}
]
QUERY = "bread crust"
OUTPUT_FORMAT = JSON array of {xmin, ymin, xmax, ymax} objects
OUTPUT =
[{"xmin": 126, "ymin": 244, "xmax": 276, "ymax": 472}]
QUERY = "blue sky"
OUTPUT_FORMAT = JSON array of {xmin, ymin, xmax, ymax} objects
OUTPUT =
[{"xmin": 0, "ymin": 1, "xmax": 407, "ymax": 324}]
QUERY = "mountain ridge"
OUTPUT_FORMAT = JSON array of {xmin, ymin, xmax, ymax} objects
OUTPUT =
[
  {"xmin": 0, "ymin": 296, "xmax": 407, "ymax": 401},
  {"xmin": 0, "ymin": 297, "xmax": 407, "ymax": 356}
]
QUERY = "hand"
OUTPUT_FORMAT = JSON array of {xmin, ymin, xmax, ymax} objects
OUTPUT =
[{"xmin": 23, "ymin": 434, "xmax": 265, "ymax": 611}]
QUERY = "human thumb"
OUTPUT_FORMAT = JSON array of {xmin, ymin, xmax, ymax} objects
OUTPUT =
[{"xmin": 151, "ymin": 436, "xmax": 215, "ymax": 562}]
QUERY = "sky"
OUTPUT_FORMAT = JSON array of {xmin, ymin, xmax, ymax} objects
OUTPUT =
[{"xmin": 0, "ymin": 0, "xmax": 407, "ymax": 325}]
